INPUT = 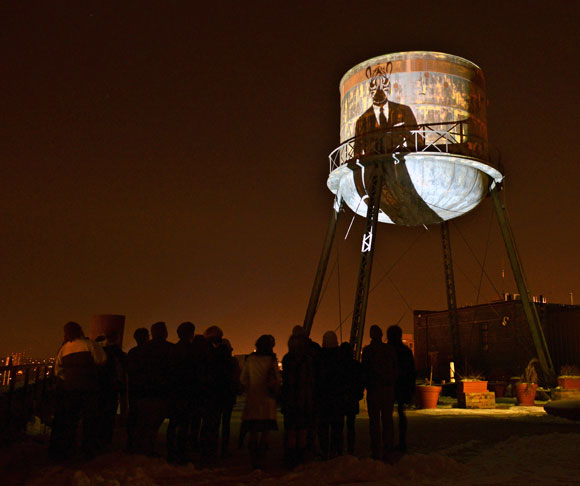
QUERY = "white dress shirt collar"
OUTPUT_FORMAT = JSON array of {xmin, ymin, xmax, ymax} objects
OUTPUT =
[{"xmin": 373, "ymin": 102, "xmax": 389, "ymax": 125}]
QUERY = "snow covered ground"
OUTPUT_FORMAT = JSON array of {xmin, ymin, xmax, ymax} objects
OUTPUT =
[{"xmin": 3, "ymin": 407, "xmax": 580, "ymax": 485}]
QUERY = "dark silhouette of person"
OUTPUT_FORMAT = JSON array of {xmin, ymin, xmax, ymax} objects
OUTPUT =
[
  {"xmin": 353, "ymin": 63, "xmax": 422, "ymax": 158},
  {"xmin": 289, "ymin": 325, "xmax": 321, "ymax": 462},
  {"xmin": 126, "ymin": 327, "xmax": 150, "ymax": 452},
  {"xmin": 166, "ymin": 321, "xmax": 196, "ymax": 464},
  {"xmin": 386, "ymin": 324, "xmax": 416, "ymax": 453},
  {"xmin": 315, "ymin": 331, "xmax": 346, "ymax": 460},
  {"xmin": 219, "ymin": 338, "xmax": 241, "ymax": 458},
  {"xmin": 96, "ymin": 330, "xmax": 127, "ymax": 450},
  {"xmin": 361, "ymin": 324, "xmax": 398, "ymax": 461},
  {"xmin": 281, "ymin": 329, "xmax": 315, "ymax": 468},
  {"xmin": 199, "ymin": 325, "xmax": 232, "ymax": 466},
  {"xmin": 189, "ymin": 333, "xmax": 209, "ymax": 453},
  {"xmin": 49, "ymin": 322, "xmax": 107, "ymax": 460},
  {"xmin": 339, "ymin": 342, "xmax": 364, "ymax": 455},
  {"xmin": 132, "ymin": 321, "xmax": 175, "ymax": 456}
]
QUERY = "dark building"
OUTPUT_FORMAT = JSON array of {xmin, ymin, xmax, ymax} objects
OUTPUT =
[{"xmin": 413, "ymin": 296, "xmax": 580, "ymax": 381}]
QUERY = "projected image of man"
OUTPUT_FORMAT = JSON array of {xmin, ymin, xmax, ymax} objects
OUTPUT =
[{"xmin": 353, "ymin": 63, "xmax": 421, "ymax": 157}]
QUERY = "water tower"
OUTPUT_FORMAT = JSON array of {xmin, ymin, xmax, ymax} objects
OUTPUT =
[{"xmin": 304, "ymin": 51, "xmax": 554, "ymax": 380}]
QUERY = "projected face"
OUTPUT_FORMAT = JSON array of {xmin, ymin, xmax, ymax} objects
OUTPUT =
[
  {"xmin": 366, "ymin": 62, "xmax": 392, "ymax": 106},
  {"xmin": 368, "ymin": 74, "xmax": 389, "ymax": 105}
]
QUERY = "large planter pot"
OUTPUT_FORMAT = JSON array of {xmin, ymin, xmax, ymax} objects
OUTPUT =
[
  {"xmin": 417, "ymin": 385, "xmax": 442, "ymax": 409},
  {"xmin": 515, "ymin": 383, "xmax": 538, "ymax": 405},
  {"xmin": 458, "ymin": 380, "xmax": 488, "ymax": 394},
  {"xmin": 557, "ymin": 377, "xmax": 580, "ymax": 390}
]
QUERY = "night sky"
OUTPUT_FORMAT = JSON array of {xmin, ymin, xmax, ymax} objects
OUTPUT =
[{"xmin": 2, "ymin": 1, "xmax": 579, "ymax": 358}]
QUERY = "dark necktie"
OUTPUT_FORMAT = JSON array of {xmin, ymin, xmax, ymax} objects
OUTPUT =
[{"xmin": 379, "ymin": 106, "xmax": 388, "ymax": 127}]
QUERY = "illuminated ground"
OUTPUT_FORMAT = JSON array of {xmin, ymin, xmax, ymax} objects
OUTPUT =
[{"xmin": 3, "ymin": 402, "xmax": 580, "ymax": 485}]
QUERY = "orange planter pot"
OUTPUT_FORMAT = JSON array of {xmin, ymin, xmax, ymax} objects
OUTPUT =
[
  {"xmin": 458, "ymin": 381, "xmax": 488, "ymax": 394},
  {"xmin": 417, "ymin": 385, "xmax": 442, "ymax": 409},
  {"xmin": 557, "ymin": 377, "xmax": 580, "ymax": 390},
  {"xmin": 515, "ymin": 383, "xmax": 538, "ymax": 405}
]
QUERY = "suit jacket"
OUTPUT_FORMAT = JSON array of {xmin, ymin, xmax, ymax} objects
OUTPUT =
[{"xmin": 353, "ymin": 101, "xmax": 421, "ymax": 157}]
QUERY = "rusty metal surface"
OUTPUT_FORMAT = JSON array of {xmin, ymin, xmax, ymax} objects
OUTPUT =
[
  {"xmin": 90, "ymin": 314, "xmax": 126, "ymax": 346},
  {"xmin": 339, "ymin": 51, "xmax": 489, "ymax": 164}
]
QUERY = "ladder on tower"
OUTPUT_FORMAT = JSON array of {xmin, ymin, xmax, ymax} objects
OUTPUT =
[
  {"xmin": 441, "ymin": 220, "xmax": 463, "ymax": 373},
  {"xmin": 349, "ymin": 162, "xmax": 384, "ymax": 359}
]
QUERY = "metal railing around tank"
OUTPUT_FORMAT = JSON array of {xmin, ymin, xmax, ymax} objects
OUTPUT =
[
  {"xmin": 0, "ymin": 363, "xmax": 55, "ymax": 439},
  {"xmin": 329, "ymin": 119, "xmax": 488, "ymax": 173}
]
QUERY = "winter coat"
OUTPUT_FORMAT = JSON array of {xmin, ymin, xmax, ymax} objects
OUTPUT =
[
  {"xmin": 342, "ymin": 355, "xmax": 364, "ymax": 415},
  {"xmin": 169, "ymin": 340, "xmax": 197, "ymax": 399},
  {"xmin": 241, "ymin": 353, "xmax": 280, "ymax": 422},
  {"xmin": 55, "ymin": 338, "xmax": 107, "ymax": 391},
  {"xmin": 390, "ymin": 342, "xmax": 416, "ymax": 404},
  {"xmin": 315, "ymin": 347, "xmax": 347, "ymax": 416},
  {"xmin": 101, "ymin": 344, "xmax": 127, "ymax": 393},
  {"xmin": 202, "ymin": 340, "xmax": 234, "ymax": 409},
  {"xmin": 225, "ymin": 356, "xmax": 242, "ymax": 407},
  {"xmin": 361, "ymin": 340, "xmax": 398, "ymax": 391},
  {"xmin": 281, "ymin": 349, "xmax": 315, "ymax": 428},
  {"xmin": 127, "ymin": 344, "xmax": 149, "ymax": 399},
  {"xmin": 140, "ymin": 338, "xmax": 175, "ymax": 398},
  {"xmin": 191, "ymin": 335, "xmax": 209, "ymax": 400}
]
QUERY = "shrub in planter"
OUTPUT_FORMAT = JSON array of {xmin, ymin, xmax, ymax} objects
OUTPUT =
[
  {"xmin": 557, "ymin": 365, "xmax": 580, "ymax": 390},
  {"xmin": 416, "ymin": 365, "xmax": 441, "ymax": 409},
  {"xmin": 515, "ymin": 383, "xmax": 538, "ymax": 405},
  {"xmin": 457, "ymin": 371, "xmax": 488, "ymax": 394},
  {"xmin": 516, "ymin": 359, "xmax": 539, "ymax": 406},
  {"xmin": 458, "ymin": 379, "xmax": 488, "ymax": 394}
]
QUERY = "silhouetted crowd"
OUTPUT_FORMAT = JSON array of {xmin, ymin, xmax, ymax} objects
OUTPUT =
[{"xmin": 48, "ymin": 320, "xmax": 415, "ymax": 470}]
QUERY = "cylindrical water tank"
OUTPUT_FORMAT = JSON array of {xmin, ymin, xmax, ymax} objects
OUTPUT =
[
  {"xmin": 340, "ymin": 51, "xmax": 488, "ymax": 158},
  {"xmin": 327, "ymin": 51, "xmax": 503, "ymax": 226}
]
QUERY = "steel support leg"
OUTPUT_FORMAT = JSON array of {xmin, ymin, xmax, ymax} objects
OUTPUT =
[
  {"xmin": 303, "ymin": 202, "xmax": 342, "ymax": 337},
  {"xmin": 350, "ymin": 163, "xmax": 384, "ymax": 360},
  {"xmin": 441, "ymin": 221, "xmax": 463, "ymax": 374},
  {"xmin": 490, "ymin": 186, "xmax": 555, "ymax": 383}
]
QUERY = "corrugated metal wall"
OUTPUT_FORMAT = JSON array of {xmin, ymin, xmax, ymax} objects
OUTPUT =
[{"xmin": 542, "ymin": 307, "xmax": 580, "ymax": 374}]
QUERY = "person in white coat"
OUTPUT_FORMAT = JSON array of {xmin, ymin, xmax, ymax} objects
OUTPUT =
[
  {"xmin": 240, "ymin": 334, "xmax": 281, "ymax": 469},
  {"xmin": 49, "ymin": 321, "xmax": 107, "ymax": 460}
]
